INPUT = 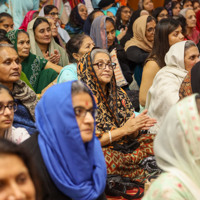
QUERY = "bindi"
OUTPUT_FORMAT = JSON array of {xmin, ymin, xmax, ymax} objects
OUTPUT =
[{"xmin": 85, "ymin": 101, "xmax": 89, "ymax": 106}]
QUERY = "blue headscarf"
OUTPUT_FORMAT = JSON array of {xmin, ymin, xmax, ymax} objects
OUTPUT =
[{"xmin": 36, "ymin": 81, "xmax": 107, "ymax": 200}]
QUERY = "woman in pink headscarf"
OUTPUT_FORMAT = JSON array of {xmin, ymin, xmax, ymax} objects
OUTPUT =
[{"xmin": 19, "ymin": 10, "xmax": 38, "ymax": 31}]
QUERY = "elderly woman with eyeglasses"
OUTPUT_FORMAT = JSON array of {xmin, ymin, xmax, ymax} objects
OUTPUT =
[
  {"xmin": 77, "ymin": 48, "xmax": 157, "ymax": 182},
  {"xmin": 0, "ymin": 84, "xmax": 29, "ymax": 144}
]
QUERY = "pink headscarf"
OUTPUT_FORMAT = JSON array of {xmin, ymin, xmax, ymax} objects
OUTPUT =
[{"xmin": 19, "ymin": 10, "xmax": 38, "ymax": 31}]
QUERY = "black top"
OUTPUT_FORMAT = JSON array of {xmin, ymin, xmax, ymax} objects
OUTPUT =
[
  {"xmin": 126, "ymin": 46, "xmax": 149, "ymax": 74},
  {"xmin": 21, "ymin": 133, "xmax": 107, "ymax": 200}
]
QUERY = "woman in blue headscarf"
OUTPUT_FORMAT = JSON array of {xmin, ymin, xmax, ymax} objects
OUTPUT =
[{"xmin": 21, "ymin": 80, "xmax": 107, "ymax": 200}]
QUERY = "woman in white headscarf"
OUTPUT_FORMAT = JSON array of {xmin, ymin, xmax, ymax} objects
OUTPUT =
[
  {"xmin": 143, "ymin": 93, "xmax": 200, "ymax": 199},
  {"xmin": 27, "ymin": 17, "xmax": 69, "ymax": 67},
  {"xmin": 145, "ymin": 40, "xmax": 200, "ymax": 134}
]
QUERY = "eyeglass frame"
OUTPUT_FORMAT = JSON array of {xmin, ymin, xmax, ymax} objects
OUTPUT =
[
  {"xmin": 0, "ymin": 102, "xmax": 17, "ymax": 115},
  {"xmin": 93, "ymin": 62, "xmax": 116, "ymax": 70},
  {"xmin": 73, "ymin": 106, "xmax": 97, "ymax": 119}
]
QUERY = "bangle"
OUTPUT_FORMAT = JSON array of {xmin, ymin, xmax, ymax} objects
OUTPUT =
[{"xmin": 109, "ymin": 131, "xmax": 112, "ymax": 143}]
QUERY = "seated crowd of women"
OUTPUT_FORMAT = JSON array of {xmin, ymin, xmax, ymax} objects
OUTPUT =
[{"xmin": 0, "ymin": 0, "xmax": 200, "ymax": 199}]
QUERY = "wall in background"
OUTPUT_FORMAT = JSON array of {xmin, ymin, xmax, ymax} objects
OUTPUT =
[{"xmin": 128, "ymin": 0, "xmax": 165, "ymax": 11}]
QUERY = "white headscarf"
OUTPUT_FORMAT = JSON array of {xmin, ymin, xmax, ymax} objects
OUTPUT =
[
  {"xmin": 145, "ymin": 41, "xmax": 188, "ymax": 134},
  {"xmin": 27, "ymin": 17, "xmax": 69, "ymax": 67},
  {"xmin": 154, "ymin": 94, "xmax": 200, "ymax": 198}
]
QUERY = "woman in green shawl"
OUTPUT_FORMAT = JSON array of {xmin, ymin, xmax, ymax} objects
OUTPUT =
[{"xmin": 7, "ymin": 29, "xmax": 59, "ymax": 94}]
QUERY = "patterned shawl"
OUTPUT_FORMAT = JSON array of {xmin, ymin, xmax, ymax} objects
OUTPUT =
[
  {"xmin": 6, "ymin": 30, "xmax": 48, "ymax": 89},
  {"xmin": 12, "ymin": 80, "xmax": 38, "ymax": 121},
  {"xmin": 77, "ymin": 50, "xmax": 134, "ymax": 138},
  {"xmin": 153, "ymin": 94, "xmax": 200, "ymax": 198},
  {"xmin": 7, "ymin": 29, "xmax": 57, "ymax": 94},
  {"xmin": 179, "ymin": 61, "xmax": 200, "ymax": 100}
]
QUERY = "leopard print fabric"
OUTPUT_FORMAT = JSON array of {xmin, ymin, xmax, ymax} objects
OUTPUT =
[{"xmin": 77, "ymin": 51, "xmax": 134, "ymax": 140}]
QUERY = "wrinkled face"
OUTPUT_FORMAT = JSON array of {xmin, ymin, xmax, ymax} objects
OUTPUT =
[
  {"xmin": 172, "ymin": 3, "xmax": 181, "ymax": 16},
  {"xmin": 17, "ymin": 32, "xmax": 31, "ymax": 59},
  {"xmin": 183, "ymin": 1, "xmax": 193, "ymax": 8},
  {"xmin": 184, "ymin": 46, "xmax": 200, "ymax": 71},
  {"xmin": 0, "ymin": 89, "xmax": 14, "ymax": 132},
  {"xmin": 193, "ymin": 2, "xmax": 200, "ymax": 13},
  {"xmin": 106, "ymin": 20, "xmax": 115, "ymax": 47},
  {"xmin": 0, "ymin": 154, "xmax": 36, "ymax": 200},
  {"xmin": 47, "ymin": 18, "xmax": 58, "ymax": 37},
  {"xmin": 34, "ymin": 22, "xmax": 52, "ymax": 45},
  {"xmin": 121, "ymin": 7, "xmax": 131, "ymax": 22},
  {"xmin": 145, "ymin": 20, "xmax": 156, "ymax": 42},
  {"xmin": 0, "ymin": 47, "xmax": 21, "ymax": 84},
  {"xmin": 72, "ymin": 92, "xmax": 94, "ymax": 143},
  {"xmin": 143, "ymin": 0, "xmax": 154, "ymax": 12},
  {"xmin": 93, "ymin": 52, "xmax": 113, "ymax": 86},
  {"xmin": 168, "ymin": 26, "xmax": 184, "ymax": 47},
  {"xmin": 186, "ymin": 9, "xmax": 196, "ymax": 28},
  {"xmin": 78, "ymin": 36, "xmax": 95, "ymax": 57},
  {"xmin": 78, "ymin": 4, "xmax": 88, "ymax": 21},
  {"xmin": 157, "ymin": 9, "xmax": 168, "ymax": 22},
  {"xmin": 47, "ymin": 8, "xmax": 59, "ymax": 23},
  {"xmin": 0, "ymin": 17, "xmax": 14, "ymax": 32}
]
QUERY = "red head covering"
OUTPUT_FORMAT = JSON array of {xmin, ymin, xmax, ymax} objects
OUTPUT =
[
  {"xmin": 196, "ymin": 9, "xmax": 200, "ymax": 32},
  {"xmin": 19, "ymin": 10, "xmax": 38, "ymax": 32}
]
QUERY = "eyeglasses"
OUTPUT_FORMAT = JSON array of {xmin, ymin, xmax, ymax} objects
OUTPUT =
[
  {"xmin": 93, "ymin": 62, "xmax": 116, "ymax": 70},
  {"xmin": 146, "ymin": 27, "xmax": 155, "ymax": 33},
  {"xmin": 49, "ymin": 12, "xmax": 60, "ymax": 17},
  {"xmin": 0, "ymin": 102, "xmax": 17, "ymax": 115},
  {"xmin": 74, "ymin": 106, "xmax": 96, "ymax": 118}
]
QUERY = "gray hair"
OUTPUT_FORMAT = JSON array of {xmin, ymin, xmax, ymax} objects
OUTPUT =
[
  {"xmin": 0, "ymin": 43, "xmax": 15, "ymax": 51},
  {"xmin": 0, "ymin": 43, "xmax": 14, "ymax": 48},
  {"xmin": 71, "ymin": 81, "xmax": 91, "ymax": 96},
  {"xmin": 179, "ymin": 8, "xmax": 193, "ymax": 18},
  {"xmin": 184, "ymin": 40, "xmax": 197, "ymax": 55},
  {"xmin": 91, "ymin": 48, "xmax": 111, "ymax": 63}
]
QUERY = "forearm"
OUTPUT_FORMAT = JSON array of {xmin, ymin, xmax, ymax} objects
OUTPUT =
[
  {"xmin": 99, "ymin": 127, "xmax": 125, "ymax": 147},
  {"xmin": 139, "ymin": 86, "xmax": 149, "ymax": 107},
  {"xmin": 45, "ymin": 61, "xmax": 62, "ymax": 73}
]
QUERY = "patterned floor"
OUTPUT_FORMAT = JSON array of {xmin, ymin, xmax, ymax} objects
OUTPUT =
[{"xmin": 107, "ymin": 187, "xmax": 144, "ymax": 200}]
